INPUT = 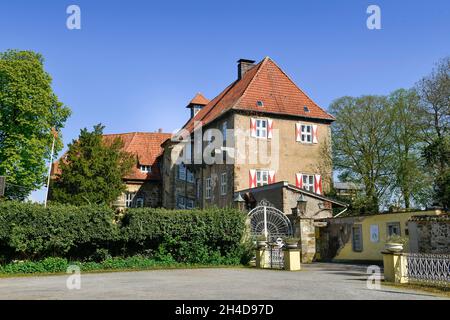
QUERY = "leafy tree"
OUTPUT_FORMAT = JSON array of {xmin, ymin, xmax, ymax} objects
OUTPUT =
[
  {"xmin": 50, "ymin": 124, "xmax": 134, "ymax": 206},
  {"xmin": 416, "ymin": 57, "xmax": 450, "ymax": 208},
  {"xmin": 330, "ymin": 95, "xmax": 394, "ymax": 213},
  {"xmin": 0, "ymin": 50, "xmax": 70, "ymax": 200},
  {"xmin": 388, "ymin": 89, "xmax": 432, "ymax": 208}
]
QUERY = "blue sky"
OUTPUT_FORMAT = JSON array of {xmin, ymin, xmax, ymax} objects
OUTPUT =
[{"xmin": 0, "ymin": 0, "xmax": 448, "ymax": 202}]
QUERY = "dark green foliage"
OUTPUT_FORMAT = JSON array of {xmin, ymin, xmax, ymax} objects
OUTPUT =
[
  {"xmin": 50, "ymin": 124, "xmax": 135, "ymax": 206},
  {"xmin": 0, "ymin": 202, "xmax": 250, "ymax": 270}
]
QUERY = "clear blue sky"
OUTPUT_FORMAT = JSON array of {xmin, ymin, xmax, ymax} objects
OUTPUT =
[{"xmin": 0, "ymin": 0, "xmax": 448, "ymax": 202}]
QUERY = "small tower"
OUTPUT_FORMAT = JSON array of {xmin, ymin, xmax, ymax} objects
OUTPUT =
[{"xmin": 186, "ymin": 93, "xmax": 209, "ymax": 119}]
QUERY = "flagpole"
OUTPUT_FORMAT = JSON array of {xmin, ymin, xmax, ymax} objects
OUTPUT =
[{"xmin": 44, "ymin": 130, "xmax": 56, "ymax": 208}]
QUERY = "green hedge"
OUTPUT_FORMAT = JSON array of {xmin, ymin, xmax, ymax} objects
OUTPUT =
[{"xmin": 0, "ymin": 202, "xmax": 251, "ymax": 266}]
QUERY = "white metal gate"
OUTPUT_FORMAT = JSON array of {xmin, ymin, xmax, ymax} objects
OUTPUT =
[{"xmin": 248, "ymin": 199, "xmax": 293, "ymax": 242}]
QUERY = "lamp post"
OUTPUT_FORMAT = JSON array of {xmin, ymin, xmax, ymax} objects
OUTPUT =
[
  {"xmin": 233, "ymin": 193, "xmax": 246, "ymax": 212},
  {"xmin": 296, "ymin": 194, "xmax": 308, "ymax": 217}
]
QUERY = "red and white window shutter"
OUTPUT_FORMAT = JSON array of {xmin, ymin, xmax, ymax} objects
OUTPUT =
[
  {"xmin": 268, "ymin": 170, "xmax": 276, "ymax": 184},
  {"xmin": 295, "ymin": 173, "xmax": 303, "ymax": 188},
  {"xmin": 267, "ymin": 119, "xmax": 273, "ymax": 139},
  {"xmin": 295, "ymin": 123, "xmax": 301, "ymax": 142},
  {"xmin": 249, "ymin": 169, "xmax": 257, "ymax": 188},
  {"xmin": 312, "ymin": 125, "xmax": 319, "ymax": 144},
  {"xmin": 314, "ymin": 174, "xmax": 323, "ymax": 195},
  {"xmin": 250, "ymin": 118, "xmax": 257, "ymax": 137}
]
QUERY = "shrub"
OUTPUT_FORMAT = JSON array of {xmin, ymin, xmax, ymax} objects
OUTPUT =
[{"xmin": 0, "ymin": 202, "xmax": 249, "ymax": 266}]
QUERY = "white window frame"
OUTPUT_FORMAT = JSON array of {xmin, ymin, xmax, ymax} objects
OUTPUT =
[
  {"xmin": 125, "ymin": 192, "xmax": 135, "ymax": 208},
  {"xmin": 256, "ymin": 170, "xmax": 269, "ymax": 187},
  {"xmin": 186, "ymin": 169, "xmax": 194, "ymax": 183},
  {"xmin": 178, "ymin": 163, "xmax": 186, "ymax": 180},
  {"xmin": 177, "ymin": 195, "xmax": 186, "ymax": 209},
  {"xmin": 139, "ymin": 165, "xmax": 151, "ymax": 173},
  {"xmin": 220, "ymin": 173, "xmax": 227, "ymax": 195},
  {"xmin": 186, "ymin": 199, "xmax": 194, "ymax": 209},
  {"xmin": 135, "ymin": 197, "xmax": 144, "ymax": 208},
  {"xmin": 301, "ymin": 124, "xmax": 312, "ymax": 143},
  {"xmin": 256, "ymin": 119, "xmax": 267, "ymax": 138},
  {"xmin": 205, "ymin": 178, "xmax": 212, "ymax": 199},
  {"xmin": 302, "ymin": 174, "xmax": 315, "ymax": 192}
]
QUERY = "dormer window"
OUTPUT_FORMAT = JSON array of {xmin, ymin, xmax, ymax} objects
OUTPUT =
[
  {"xmin": 257, "ymin": 100, "xmax": 264, "ymax": 107},
  {"xmin": 303, "ymin": 106, "xmax": 310, "ymax": 113},
  {"xmin": 140, "ymin": 165, "xmax": 151, "ymax": 173}
]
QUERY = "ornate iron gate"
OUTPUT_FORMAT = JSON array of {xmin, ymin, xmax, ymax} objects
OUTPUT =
[
  {"xmin": 266, "ymin": 245, "xmax": 284, "ymax": 269},
  {"xmin": 405, "ymin": 253, "xmax": 450, "ymax": 287},
  {"xmin": 248, "ymin": 199, "xmax": 293, "ymax": 242}
]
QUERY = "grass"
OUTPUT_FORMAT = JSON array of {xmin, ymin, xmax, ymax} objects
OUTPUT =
[{"xmin": 383, "ymin": 281, "xmax": 450, "ymax": 298}]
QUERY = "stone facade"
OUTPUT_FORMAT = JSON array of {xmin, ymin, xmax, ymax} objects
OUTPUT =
[
  {"xmin": 408, "ymin": 215, "xmax": 450, "ymax": 254},
  {"xmin": 114, "ymin": 180, "xmax": 162, "ymax": 210}
]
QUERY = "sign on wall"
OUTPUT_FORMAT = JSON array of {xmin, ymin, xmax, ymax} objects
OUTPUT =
[
  {"xmin": 370, "ymin": 224, "xmax": 379, "ymax": 243},
  {"xmin": 0, "ymin": 176, "xmax": 5, "ymax": 197}
]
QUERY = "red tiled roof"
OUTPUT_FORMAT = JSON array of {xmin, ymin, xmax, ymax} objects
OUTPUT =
[
  {"xmin": 52, "ymin": 132, "xmax": 171, "ymax": 181},
  {"xmin": 187, "ymin": 93, "xmax": 210, "ymax": 107},
  {"xmin": 183, "ymin": 57, "xmax": 334, "ymax": 133}
]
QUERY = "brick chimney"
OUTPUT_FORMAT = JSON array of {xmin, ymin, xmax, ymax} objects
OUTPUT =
[{"xmin": 237, "ymin": 59, "xmax": 255, "ymax": 80}]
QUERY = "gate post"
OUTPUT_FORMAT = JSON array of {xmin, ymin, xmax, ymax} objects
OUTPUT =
[
  {"xmin": 256, "ymin": 248, "xmax": 267, "ymax": 269},
  {"xmin": 283, "ymin": 249, "xmax": 301, "ymax": 271},
  {"xmin": 382, "ymin": 252, "xmax": 408, "ymax": 283}
]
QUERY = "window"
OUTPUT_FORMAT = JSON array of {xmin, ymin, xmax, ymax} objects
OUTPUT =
[
  {"xmin": 186, "ymin": 169, "xmax": 194, "ymax": 183},
  {"xmin": 256, "ymin": 119, "xmax": 267, "ymax": 138},
  {"xmin": 205, "ymin": 178, "xmax": 212, "ymax": 199},
  {"xmin": 176, "ymin": 195, "xmax": 186, "ymax": 209},
  {"xmin": 302, "ymin": 174, "xmax": 314, "ymax": 192},
  {"xmin": 125, "ymin": 192, "xmax": 135, "ymax": 208},
  {"xmin": 256, "ymin": 170, "xmax": 269, "ymax": 187},
  {"xmin": 301, "ymin": 124, "xmax": 312, "ymax": 143},
  {"xmin": 257, "ymin": 100, "xmax": 264, "ymax": 107},
  {"xmin": 196, "ymin": 179, "xmax": 201, "ymax": 198},
  {"xmin": 178, "ymin": 163, "xmax": 186, "ymax": 180},
  {"xmin": 222, "ymin": 121, "xmax": 228, "ymax": 143},
  {"xmin": 221, "ymin": 173, "xmax": 227, "ymax": 195},
  {"xmin": 387, "ymin": 222, "xmax": 401, "ymax": 237},
  {"xmin": 303, "ymin": 106, "xmax": 310, "ymax": 113},
  {"xmin": 135, "ymin": 197, "xmax": 144, "ymax": 208},
  {"xmin": 352, "ymin": 225, "xmax": 363, "ymax": 252},
  {"xmin": 140, "ymin": 165, "xmax": 151, "ymax": 173},
  {"xmin": 186, "ymin": 199, "xmax": 194, "ymax": 209}
]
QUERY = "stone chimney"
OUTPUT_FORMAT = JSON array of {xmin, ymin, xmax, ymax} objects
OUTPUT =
[{"xmin": 237, "ymin": 59, "xmax": 255, "ymax": 80}]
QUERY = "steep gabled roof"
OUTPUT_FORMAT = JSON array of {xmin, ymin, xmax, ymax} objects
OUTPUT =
[
  {"xmin": 186, "ymin": 93, "xmax": 210, "ymax": 107},
  {"xmin": 183, "ymin": 57, "xmax": 334, "ymax": 133},
  {"xmin": 52, "ymin": 132, "xmax": 171, "ymax": 181}
]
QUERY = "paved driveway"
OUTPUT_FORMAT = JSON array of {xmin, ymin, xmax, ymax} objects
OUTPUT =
[{"xmin": 0, "ymin": 263, "xmax": 445, "ymax": 300}]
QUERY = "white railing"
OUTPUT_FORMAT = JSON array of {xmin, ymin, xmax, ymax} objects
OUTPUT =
[{"xmin": 405, "ymin": 253, "xmax": 450, "ymax": 287}]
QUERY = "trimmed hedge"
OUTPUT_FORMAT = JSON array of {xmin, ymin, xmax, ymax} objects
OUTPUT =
[{"xmin": 0, "ymin": 202, "xmax": 251, "ymax": 266}]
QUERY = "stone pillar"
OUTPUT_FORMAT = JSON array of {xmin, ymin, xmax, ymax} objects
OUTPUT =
[
  {"xmin": 382, "ymin": 252, "xmax": 408, "ymax": 283},
  {"xmin": 255, "ymin": 249, "xmax": 267, "ymax": 269},
  {"xmin": 283, "ymin": 249, "xmax": 301, "ymax": 271},
  {"xmin": 295, "ymin": 217, "xmax": 316, "ymax": 263}
]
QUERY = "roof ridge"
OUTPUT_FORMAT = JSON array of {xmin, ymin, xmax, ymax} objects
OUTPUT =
[
  {"xmin": 266, "ymin": 58, "xmax": 335, "ymax": 120},
  {"xmin": 230, "ymin": 57, "xmax": 268, "ymax": 111}
]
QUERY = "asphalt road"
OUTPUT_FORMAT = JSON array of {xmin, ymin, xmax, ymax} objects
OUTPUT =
[{"xmin": 0, "ymin": 263, "xmax": 446, "ymax": 300}]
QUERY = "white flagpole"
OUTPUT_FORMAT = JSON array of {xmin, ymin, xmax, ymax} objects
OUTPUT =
[{"xmin": 44, "ymin": 132, "xmax": 56, "ymax": 208}]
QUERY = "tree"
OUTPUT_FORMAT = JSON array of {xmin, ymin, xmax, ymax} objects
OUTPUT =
[
  {"xmin": 416, "ymin": 57, "xmax": 450, "ymax": 208},
  {"xmin": 0, "ymin": 50, "xmax": 71, "ymax": 200},
  {"xmin": 330, "ymin": 95, "xmax": 394, "ymax": 213},
  {"xmin": 50, "ymin": 124, "xmax": 135, "ymax": 206},
  {"xmin": 388, "ymin": 89, "xmax": 432, "ymax": 208}
]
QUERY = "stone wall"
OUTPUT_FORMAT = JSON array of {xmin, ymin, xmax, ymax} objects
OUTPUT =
[{"xmin": 408, "ymin": 215, "xmax": 450, "ymax": 254}]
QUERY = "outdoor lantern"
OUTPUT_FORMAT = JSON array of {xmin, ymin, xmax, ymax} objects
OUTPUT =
[
  {"xmin": 233, "ymin": 193, "xmax": 246, "ymax": 211},
  {"xmin": 297, "ymin": 194, "xmax": 307, "ymax": 216}
]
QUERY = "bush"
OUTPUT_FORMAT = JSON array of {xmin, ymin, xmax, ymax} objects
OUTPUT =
[{"xmin": 0, "ymin": 202, "xmax": 249, "ymax": 267}]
